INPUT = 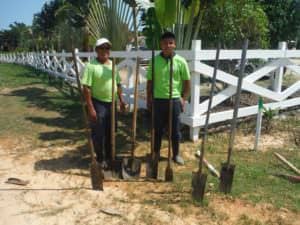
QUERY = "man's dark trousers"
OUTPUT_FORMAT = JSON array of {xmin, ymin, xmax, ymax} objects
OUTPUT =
[
  {"xmin": 90, "ymin": 98, "xmax": 116, "ymax": 163},
  {"xmin": 153, "ymin": 98, "xmax": 182, "ymax": 158}
]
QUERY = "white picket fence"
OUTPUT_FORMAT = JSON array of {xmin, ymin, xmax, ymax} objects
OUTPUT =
[{"xmin": 1, "ymin": 40, "xmax": 300, "ymax": 141}]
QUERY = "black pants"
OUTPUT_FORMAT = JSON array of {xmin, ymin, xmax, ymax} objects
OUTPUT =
[
  {"xmin": 153, "ymin": 98, "xmax": 182, "ymax": 158},
  {"xmin": 90, "ymin": 98, "xmax": 116, "ymax": 162}
]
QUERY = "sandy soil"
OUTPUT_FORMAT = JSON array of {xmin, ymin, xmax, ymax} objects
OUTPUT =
[{"xmin": 0, "ymin": 135, "xmax": 299, "ymax": 225}]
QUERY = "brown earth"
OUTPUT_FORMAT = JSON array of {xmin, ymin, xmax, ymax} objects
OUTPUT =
[{"xmin": 0, "ymin": 134, "xmax": 299, "ymax": 225}]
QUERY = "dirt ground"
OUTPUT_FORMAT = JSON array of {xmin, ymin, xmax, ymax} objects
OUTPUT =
[
  {"xmin": 0, "ymin": 86, "xmax": 299, "ymax": 225},
  {"xmin": 0, "ymin": 136, "xmax": 300, "ymax": 225}
]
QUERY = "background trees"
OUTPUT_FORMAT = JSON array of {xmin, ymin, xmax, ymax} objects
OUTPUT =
[{"xmin": 0, "ymin": 0, "xmax": 299, "ymax": 52}]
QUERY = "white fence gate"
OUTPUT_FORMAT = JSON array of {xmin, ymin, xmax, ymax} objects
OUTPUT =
[{"xmin": 1, "ymin": 40, "xmax": 300, "ymax": 141}]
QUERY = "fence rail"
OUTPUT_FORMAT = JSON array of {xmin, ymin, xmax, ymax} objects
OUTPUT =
[{"xmin": 1, "ymin": 40, "xmax": 300, "ymax": 141}]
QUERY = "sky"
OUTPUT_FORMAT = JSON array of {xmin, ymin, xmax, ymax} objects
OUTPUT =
[{"xmin": 0, "ymin": 0, "xmax": 48, "ymax": 30}]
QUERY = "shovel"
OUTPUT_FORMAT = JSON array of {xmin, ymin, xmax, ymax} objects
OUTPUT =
[
  {"xmin": 192, "ymin": 43, "xmax": 221, "ymax": 202},
  {"xmin": 72, "ymin": 50, "xmax": 103, "ymax": 190},
  {"xmin": 165, "ymin": 57, "xmax": 174, "ymax": 182},
  {"xmin": 121, "ymin": 7, "xmax": 142, "ymax": 179},
  {"xmin": 121, "ymin": 56, "xmax": 142, "ymax": 179},
  {"xmin": 146, "ymin": 47, "xmax": 159, "ymax": 179},
  {"xmin": 104, "ymin": 58, "xmax": 122, "ymax": 179},
  {"xmin": 219, "ymin": 39, "xmax": 248, "ymax": 193}
]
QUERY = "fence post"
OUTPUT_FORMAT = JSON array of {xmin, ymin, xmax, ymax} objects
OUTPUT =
[
  {"xmin": 46, "ymin": 50, "xmax": 50, "ymax": 71},
  {"xmin": 189, "ymin": 40, "xmax": 202, "ymax": 141},
  {"xmin": 272, "ymin": 41, "xmax": 287, "ymax": 92},
  {"xmin": 61, "ymin": 49, "xmax": 66, "ymax": 73}
]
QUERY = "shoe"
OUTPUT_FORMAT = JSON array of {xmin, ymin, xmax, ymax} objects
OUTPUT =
[
  {"xmin": 101, "ymin": 161, "xmax": 109, "ymax": 169},
  {"xmin": 173, "ymin": 155, "xmax": 184, "ymax": 165}
]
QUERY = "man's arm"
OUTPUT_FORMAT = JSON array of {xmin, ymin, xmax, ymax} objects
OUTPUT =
[
  {"xmin": 180, "ymin": 80, "xmax": 190, "ymax": 112},
  {"xmin": 83, "ymin": 85, "xmax": 97, "ymax": 122},
  {"xmin": 182, "ymin": 80, "xmax": 191, "ymax": 101},
  {"xmin": 117, "ymin": 84, "xmax": 126, "ymax": 112}
]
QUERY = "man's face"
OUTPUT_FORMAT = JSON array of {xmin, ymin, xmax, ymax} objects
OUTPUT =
[
  {"xmin": 160, "ymin": 38, "xmax": 176, "ymax": 56},
  {"xmin": 95, "ymin": 44, "xmax": 111, "ymax": 62}
]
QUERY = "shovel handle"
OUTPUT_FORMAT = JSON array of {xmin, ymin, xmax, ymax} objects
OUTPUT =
[
  {"xmin": 150, "ymin": 47, "xmax": 155, "ymax": 159},
  {"xmin": 199, "ymin": 43, "xmax": 221, "ymax": 173},
  {"xmin": 274, "ymin": 153, "xmax": 300, "ymax": 175},
  {"xmin": 72, "ymin": 49, "xmax": 97, "ymax": 163},
  {"xmin": 111, "ymin": 58, "xmax": 116, "ymax": 161},
  {"xmin": 168, "ymin": 58, "xmax": 173, "ymax": 165},
  {"xmin": 131, "ymin": 57, "xmax": 140, "ymax": 156},
  {"xmin": 132, "ymin": 6, "xmax": 139, "ymax": 157},
  {"xmin": 227, "ymin": 39, "xmax": 248, "ymax": 168}
]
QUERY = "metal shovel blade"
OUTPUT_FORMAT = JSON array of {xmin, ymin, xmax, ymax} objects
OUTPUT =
[
  {"xmin": 104, "ymin": 159, "xmax": 122, "ymax": 180},
  {"xmin": 90, "ymin": 160, "xmax": 104, "ymax": 190},
  {"xmin": 146, "ymin": 156, "xmax": 158, "ymax": 179},
  {"xmin": 192, "ymin": 172, "xmax": 207, "ymax": 202},
  {"xmin": 165, "ymin": 164, "xmax": 173, "ymax": 182},
  {"xmin": 121, "ymin": 157, "xmax": 142, "ymax": 179},
  {"xmin": 219, "ymin": 163, "xmax": 235, "ymax": 194}
]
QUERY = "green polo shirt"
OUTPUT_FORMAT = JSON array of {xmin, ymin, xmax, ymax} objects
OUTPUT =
[
  {"xmin": 81, "ymin": 59, "xmax": 121, "ymax": 102},
  {"xmin": 146, "ymin": 54, "xmax": 190, "ymax": 99}
]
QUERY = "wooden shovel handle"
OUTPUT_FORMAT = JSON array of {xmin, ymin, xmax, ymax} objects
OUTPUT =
[
  {"xmin": 227, "ymin": 39, "xmax": 248, "ymax": 167},
  {"xmin": 274, "ymin": 152, "xmax": 300, "ymax": 175},
  {"xmin": 111, "ymin": 58, "xmax": 116, "ymax": 160},
  {"xmin": 168, "ymin": 58, "xmax": 173, "ymax": 164},
  {"xmin": 72, "ymin": 50, "xmax": 97, "ymax": 163}
]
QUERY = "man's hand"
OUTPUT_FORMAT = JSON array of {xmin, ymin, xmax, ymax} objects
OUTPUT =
[
  {"xmin": 180, "ymin": 98, "xmax": 185, "ymax": 112},
  {"xmin": 88, "ymin": 108, "xmax": 97, "ymax": 123},
  {"xmin": 120, "ymin": 101, "xmax": 128, "ymax": 113}
]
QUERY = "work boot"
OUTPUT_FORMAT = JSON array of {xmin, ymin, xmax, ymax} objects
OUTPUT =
[{"xmin": 173, "ymin": 155, "xmax": 184, "ymax": 165}]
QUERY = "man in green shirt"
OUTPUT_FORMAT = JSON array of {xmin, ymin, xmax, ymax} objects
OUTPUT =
[
  {"xmin": 82, "ymin": 38, "xmax": 126, "ymax": 167},
  {"xmin": 147, "ymin": 32, "xmax": 191, "ymax": 165}
]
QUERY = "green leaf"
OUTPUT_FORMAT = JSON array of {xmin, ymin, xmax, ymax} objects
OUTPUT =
[
  {"xmin": 155, "ymin": 0, "xmax": 177, "ymax": 28},
  {"xmin": 183, "ymin": 0, "xmax": 200, "ymax": 24}
]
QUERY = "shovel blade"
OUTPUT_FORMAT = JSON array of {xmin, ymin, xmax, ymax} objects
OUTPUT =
[
  {"xmin": 191, "ymin": 172, "xmax": 207, "ymax": 202},
  {"xmin": 219, "ymin": 163, "xmax": 235, "ymax": 194},
  {"xmin": 165, "ymin": 164, "xmax": 173, "ymax": 182},
  {"xmin": 121, "ymin": 158, "xmax": 142, "ymax": 180},
  {"xmin": 104, "ymin": 159, "xmax": 122, "ymax": 180},
  {"xmin": 90, "ymin": 160, "xmax": 104, "ymax": 190},
  {"xmin": 146, "ymin": 159, "xmax": 158, "ymax": 179}
]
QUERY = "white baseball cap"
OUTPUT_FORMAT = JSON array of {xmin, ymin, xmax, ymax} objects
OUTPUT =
[{"xmin": 95, "ymin": 38, "xmax": 112, "ymax": 48}]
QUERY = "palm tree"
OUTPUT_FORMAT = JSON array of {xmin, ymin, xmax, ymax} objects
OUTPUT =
[
  {"xmin": 87, "ymin": 0, "xmax": 141, "ymax": 50},
  {"xmin": 139, "ymin": 0, "xmax": 207, "ymax": 49},
  {"xmin": 55, "ymin": 0, "xmax": 92, "ymax": 51},
  {"xmin": 32, "ymin": 0, "xmax": 63, "ymax": 50}
]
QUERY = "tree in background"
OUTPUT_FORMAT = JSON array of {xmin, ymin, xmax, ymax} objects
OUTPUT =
[
  {"xmin": 200, "ymin": 0, "xmax": 269, "ymax": 49},
  {"xmin": 0, "ymin": 0, "xmax": 299, "ymax": 51},
  {"xmin": 55, "ymin": 0, "xmax": 92, "ymax": 51},
  {"xmin": 32, "ymin": 0, "xmax": 63, "ymax": 50},
  {"xmin": 258, "ymin": 0, "xmax": 300, "ymax": 48},
  {"xmin": 141, "ymin": 7, "xmax": 162, "ymax": 49},
  {"xmin": 140, "ymin": 0, "xmax": 269, "ymax": 49},
  {"xmin": 153, "ymin": 0, "xmax": 202, "ymax": 49},
  {"xmin": 0, "ymin": 22, "xmax": 33, "ymax": 51},
  {"xmin": 87, "ymin": 0, "xmax": 135, "ymax": 50}
]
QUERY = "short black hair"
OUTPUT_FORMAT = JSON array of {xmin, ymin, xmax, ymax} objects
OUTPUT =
[{"xmin": 160, "ymin": 32, "xmax": 176, "ymax": 41}]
